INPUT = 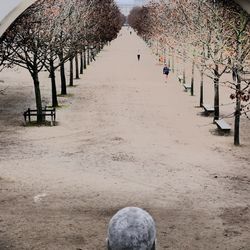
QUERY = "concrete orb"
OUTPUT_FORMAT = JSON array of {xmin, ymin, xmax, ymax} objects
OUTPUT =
[{"xmin": 107, "ymin": 207, "xmax": 156, "ymax": 250}]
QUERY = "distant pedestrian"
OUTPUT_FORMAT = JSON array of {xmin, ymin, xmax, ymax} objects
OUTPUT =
[
  {"xmin": 130, "ymin": 31, "xmax": 132, "ymax": 35},
  {"xmin": 163, "ymin": 64, "xmax": 170, "ymax": 82},
  {"xmin": 137, "ymin": 50, "xmax": 141, "ymax": 61}
]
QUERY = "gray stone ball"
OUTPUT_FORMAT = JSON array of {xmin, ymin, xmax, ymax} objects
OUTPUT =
[{"xmin": 107, "ymin": 207, "xmax": 156, "ymax": 250}]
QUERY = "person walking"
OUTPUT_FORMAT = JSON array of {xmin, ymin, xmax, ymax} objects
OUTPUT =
[
  {"xmin": 163, "ymin": 64, "xmax": 170, "ymax": 82},
  {"xmin": 137, "ymin": 50, "xmax": 141, "ymax": 61}
]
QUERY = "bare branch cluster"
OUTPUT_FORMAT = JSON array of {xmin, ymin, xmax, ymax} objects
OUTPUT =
[
  {"xmin": 0, "ymin": 0, "xmax": 125, "ymax": 123},
  {"xmin": 128, "ymin": 0, "xmax": 250, "ymax": 145}
]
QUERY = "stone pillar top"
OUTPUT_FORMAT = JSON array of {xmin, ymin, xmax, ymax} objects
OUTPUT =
[{"xmin": 0, "ymin": 0, "xmax": 37, "ymax": 37}]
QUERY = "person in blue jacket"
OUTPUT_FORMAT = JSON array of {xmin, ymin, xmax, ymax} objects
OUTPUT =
[{"xmin": 163, "ymin": 64, "xmax": 170, "ymax": 82}]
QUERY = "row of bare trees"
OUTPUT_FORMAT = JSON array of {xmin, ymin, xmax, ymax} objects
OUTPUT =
[
  {"xmin": 128, "ymin": 0, "xmax": 250, "ymax": 145},
  {"xmin": 0, "ymin": 0, "xmax": 125, "ymax": 123}
]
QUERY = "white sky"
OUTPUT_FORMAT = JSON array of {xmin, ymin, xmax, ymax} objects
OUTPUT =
[
  {"xmin": 116, "ymin": 0, "xmax": 134, "ymax": 3},
  {"xmin": 0, "ymin": 0, "xmax": 22, "ymax": 20}
]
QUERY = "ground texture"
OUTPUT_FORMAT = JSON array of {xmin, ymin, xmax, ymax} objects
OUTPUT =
[{"xmin": 0, "ymin": 29, "xmax": 249, "ymax": 250}]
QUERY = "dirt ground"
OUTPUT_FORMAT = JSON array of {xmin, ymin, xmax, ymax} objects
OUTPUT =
[{"xmin": 0, "ymin": 28, "xmax": 250, "ymax": 250}]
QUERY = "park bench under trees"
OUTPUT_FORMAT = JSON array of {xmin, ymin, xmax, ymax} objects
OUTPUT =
[
  {"xmin": 202, "ymin": 104, "xmax": 215, "ymax": 116},
  {"xmin": 128, "ymin": 0, "xmax": 250, "ymax": 145},
  {"xmin": 177, "ymin": 75, "xmax": 191, "ymax": 91},
  {"xmin": 177, "ymin": 75, "xmax": 192, "ymax": 92},
  {"xmin": 214, "ymin": 119, "xmax": 231, "ymax": 133},
  {"xmin": 0, "ymin": 0, "xmax": 125, "ymax": 124},
  {"xmin": 183, "ymin": 84, "xmax": 191, "ymax": 91},
  {"xmin": 23, "ymin": 107, "xmax": 56, "ymax": 126}
]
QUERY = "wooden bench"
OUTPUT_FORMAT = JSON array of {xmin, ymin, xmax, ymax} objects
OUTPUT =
[
  {"xmin": 183, "ymin": 84, "xmax": 191, "ymax": 91},
  {"xmin": 24, "ymin": 107, "xmax": 56, "ymax": 126},
  {"xmin": 215, "ymin": 119, "xmax": 231, "ymax": 133},
  {"xmin": 202, "ymin": 104, "xmax": 214, "ymax": 116}
]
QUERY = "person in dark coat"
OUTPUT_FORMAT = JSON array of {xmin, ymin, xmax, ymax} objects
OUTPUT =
[
  {"xmin": 163, "ymin": 64, "xmax": 170, "ymax": 82},
  {"xmin": 137, "ymin": 49, "xmax": 141, "ymax": 61}
]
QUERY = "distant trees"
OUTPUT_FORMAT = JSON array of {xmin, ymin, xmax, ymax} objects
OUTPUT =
[
  {"xmin": 127, "ymin": 6, "xmax": 151, "ymax": 39},
  {"xmin": 128, "ymin": 0, "xmax": 250, "ymax": 145},
  {"xmin": 0, "ymin": 0, "xmax": 124, "ymax": 123}
]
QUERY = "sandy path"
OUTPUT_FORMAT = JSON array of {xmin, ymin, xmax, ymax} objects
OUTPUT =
[{"xmin": 0, "ymin": 28, "xmax": 250, "ymax": 250}]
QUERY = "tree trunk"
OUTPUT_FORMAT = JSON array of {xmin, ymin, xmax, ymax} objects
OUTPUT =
[
  {"xmin": 87, "ymin": 46, "xmax": 90, "ymax": 65},
  {"xmin": 50, "ymin": 59, "xmax": 58, "ymax": 107},
  {"xmin": 83, "ymin": 47, "xmax": 87, "ymax": 69},
  {"xmin": 191, "ymin": 58, "xmax": 195, "ymax": 96},
  {"xmin": 80, "ymin": 51, "xmax": 83, "ymax": 74},
  {"xmin": 97, "ymin": 43, "xmax": 101, "ymax": 54},
  {"xmin": 175, "ymin": 53, "xmax": 179, "ymax": 74},
  {"xmin": 200, "ymin": 46, "xmax": 205, "ymax": 107},
  {"xmin": 90, "ymin": 48, "xmax": 93, "ymax": 63},
  {"xmin": 200, "ymin": 69, "xmax": 204, "ymax": 107},
  {"xmin": 60, "ymin": 63, "xmax": 67, "ymax": 95},
  {"xmin": 171, "ymin": 48, "xmax": 175, "ymax": 73},
  {"xmin": 234, "ymin": 76, "xmax": 241, "ymax": 145},
  {"xmin": 183, "ymin": 51, "xmax": 186, "ymax": 84},
  {"xmin": 91, "ymin": 48, "xmax": 96, "ymax": 61},
  {"xmin": 233, "ymin": 33, "xmax": 244, "ymax": 145},
  {"xmin": 32, "ymin": 71, "xmax": 43, "ymax": 123},
  {"xmin": 70, "ymin": 57, "xmax": 74, "ymax": 86},
  {"xmin": 75, "ymin": 54, "xmax": 80, "ymax": 79},
  {"xmin": 163, "ymin": 48, "xmax": 166, "ymax": 65},
  {"xmin": 207, "ymin": 46, "xmax": 211, "ymax": 59},
  {"xmin": 59, "ymin": 52, "xmax": 67, "ymax": 95},
  {"xmin": 214, "ymin": 64, "xmax": 220, "ymax": 121},
  {"xmin": 168, "ymin": 47, "xmax": 171, "ymax": 68}
]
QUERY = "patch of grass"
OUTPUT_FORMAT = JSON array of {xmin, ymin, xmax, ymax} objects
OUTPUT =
[
  {"xmin": 23, "ymin": 120, "xmax": 58, "ymax": 127},
  {"xmin": 67, "ymin": 84, "xmax": 78, "ymax": 88},
  {"xmin": 210, "ymin": 128, "xmax": 232, "ymax": 136},
  {"xmin": 57, "ymin": 104, "xmax": 70, "ymax": 109},
  {"xmin": 46, "ymin": 104, "xmax": 70, "ymax": 109},
  {"xmin": 57, "ymin": 93, "xmax": 74, "ymax": 97}
]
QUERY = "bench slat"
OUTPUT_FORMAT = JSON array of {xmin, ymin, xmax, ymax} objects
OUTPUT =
[
  {"xmin": 202, "ymin": 105, "xmax": 214, "ymax": 116},
  {"xmin": 203, "ymin": 105, "xmax": 214, "ymax": 112},
  {"xmin": 183, "ymin": 84, "xmax": 191, "ymax": 90},
  {"xmin": 215, "ymin": 119, "xmax": 231, "ymax": 130}
]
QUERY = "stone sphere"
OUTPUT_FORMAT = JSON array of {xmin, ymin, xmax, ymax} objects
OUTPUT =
[{"xmin": 107, "ymin": 207, "xmax": 156, "ymax": 250}]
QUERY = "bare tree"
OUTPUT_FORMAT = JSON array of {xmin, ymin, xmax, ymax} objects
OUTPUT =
[
  {"xmin": 0, "ymin": 0, "xmax": 50, "ymax": 122},
  {"xmin": 0, "ymin": 0, "xmax": 124, "ymax": 123},
  {"xmin": 128, "ymin": 0, "xmax": 250, "ymax": 145}
]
